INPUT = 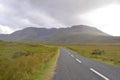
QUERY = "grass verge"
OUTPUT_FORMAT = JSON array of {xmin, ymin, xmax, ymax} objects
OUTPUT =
[
  {"xmin": 29, "ymin": 49, "xmax": 59, "ymax": 80},
  {"xmin": 0, "ymin": 41, "xmax": 59, "ymax": 80},
  {"xmin": 66, "ymin": 44, "xmax": 120, "ymax": 68}
]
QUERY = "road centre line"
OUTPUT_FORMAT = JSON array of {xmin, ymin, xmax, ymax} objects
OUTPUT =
[
  {"xmin": 71, "ymin": 54, "xmax": 74, "ymax": 57},
  {"xmin": 90, "ymin": 68, "xmax": 110, "ymax": 80},
  {"xmin": 76, "ymin": 58, "xmax": 82, "ymax": 63}
]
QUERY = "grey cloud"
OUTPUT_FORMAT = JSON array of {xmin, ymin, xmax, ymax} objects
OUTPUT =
[
  {"xmin": 29, "ymin": 0, "xmax": 115, "ymax": 25},
  {"xmin": 0, "ymin": 0, "xmax": 119, "ymax": 33},
  {"xmin": 0, "ymin": 0, "xmax": 65, "ymax": 31}
]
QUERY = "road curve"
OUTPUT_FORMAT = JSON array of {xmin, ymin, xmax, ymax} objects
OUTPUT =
[{"xmin": 52, "ymin": 47, "xmax": 120, "ymax": 80}]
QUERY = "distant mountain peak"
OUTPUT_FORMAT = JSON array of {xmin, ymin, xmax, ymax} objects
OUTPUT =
[
  {"xmin": 71, "ymin": 24, "xmax": 92, "ymax": 28},
  {"xmin": 0, "ymin": 25, "xmax": 119, "ymax": 43}
]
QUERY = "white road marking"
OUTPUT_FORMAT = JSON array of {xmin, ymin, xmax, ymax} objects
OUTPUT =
[
  {"xmin": 76, "ymin": 59, "xmax": 82, "ymax": 63},
  {"xmin": 90, "ymin": 68, "xmax": 110, "ymax": 80},
  {"xmin": 71, "ymin": 55, "xmax": 74, "ymax": 58}
]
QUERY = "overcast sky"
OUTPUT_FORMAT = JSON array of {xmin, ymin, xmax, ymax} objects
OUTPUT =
[{"xmin": 0, "ymin": 0, "xmax": 120, "ymax": 36}]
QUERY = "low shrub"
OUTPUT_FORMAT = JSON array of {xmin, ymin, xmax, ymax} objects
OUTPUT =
[
  {"xmin": 12, "ymin": 51, "xmax": 33, "ymax": 58},
  {"xmin": 91, "ymin": 49, "xmax": 104, "ymax": 55}
]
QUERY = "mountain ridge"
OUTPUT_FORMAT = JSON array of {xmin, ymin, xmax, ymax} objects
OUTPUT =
[{"xmin": 0, "ymin": 25, "xmax": 119, "ymax": 43}]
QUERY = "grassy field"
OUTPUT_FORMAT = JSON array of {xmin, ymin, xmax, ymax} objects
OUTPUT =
[
  {"xmin": 66, "ymin": 44, "xmax": 120, "ymax": 67},
  {"xmin": 0, "ymin": 41, "xmax": 58, "ymax": 80}
]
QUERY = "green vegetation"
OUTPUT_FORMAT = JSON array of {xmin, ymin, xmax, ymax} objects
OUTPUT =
[
  {"xmin": 0, "ymin": 41, "xmax": 58, "ymax": 80},
  {"xmin": 66, "ymin": 44, "xmax": 120, "ymax": 67}
]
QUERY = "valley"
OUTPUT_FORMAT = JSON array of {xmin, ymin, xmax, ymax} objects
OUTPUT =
[{"xmin": 0, "ymin": 25, "xmax": 120, "ymax": 80}]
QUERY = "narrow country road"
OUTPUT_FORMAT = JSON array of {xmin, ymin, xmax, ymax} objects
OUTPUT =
[{"xmin": 52, "ymin": 47, "xmax": 120, "ymax": 80}]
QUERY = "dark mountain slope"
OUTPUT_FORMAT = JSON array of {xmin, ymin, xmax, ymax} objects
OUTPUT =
[{"xmin": 0, "ymin": 25, "xmax": 119, "ymax": 43}]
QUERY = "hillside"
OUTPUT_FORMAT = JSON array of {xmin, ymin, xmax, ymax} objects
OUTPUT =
[{"xmin": 0, "ymin": 25, "xmax": 120, "ymax": 43}]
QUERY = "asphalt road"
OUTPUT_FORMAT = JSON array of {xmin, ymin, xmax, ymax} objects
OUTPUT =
[{"xmin": 52, "ymin": 47, "xmax": 120, "ymax": 80}]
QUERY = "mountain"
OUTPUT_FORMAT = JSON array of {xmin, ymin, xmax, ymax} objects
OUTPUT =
[{"xmin": 0, "ymin": 25, "xmax": 120, "ymax": 43}]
